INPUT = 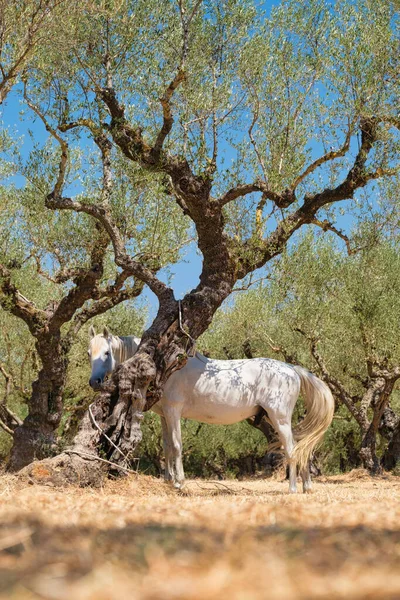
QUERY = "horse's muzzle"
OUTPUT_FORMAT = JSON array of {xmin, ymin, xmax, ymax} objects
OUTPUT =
[{"xmin": 89, "ymin": 377, "xmax": 103, "ymax": 390}]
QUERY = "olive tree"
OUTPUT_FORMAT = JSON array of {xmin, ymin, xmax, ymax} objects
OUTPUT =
[{"xmin": 12, "ymin": 0, "xmax": 400, "ymax": 482}]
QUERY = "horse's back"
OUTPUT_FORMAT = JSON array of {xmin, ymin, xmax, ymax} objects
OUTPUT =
[{"xmin": 161, "ymin": 354, "xmax": 300, "ymax": 425}]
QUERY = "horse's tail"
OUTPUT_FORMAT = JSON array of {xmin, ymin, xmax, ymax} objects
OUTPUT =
[{"xmin": 291, "ymin": 366, "xmax": 335, "ymax": 471}]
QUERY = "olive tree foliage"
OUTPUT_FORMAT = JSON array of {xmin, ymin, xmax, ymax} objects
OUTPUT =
[
  {"xmin": 201, "ymin": 208, "xmax": 400, "ymax": 473},
  {"xmin": 0, "ymin": 0, "xmax": 74, "ymax": 104},
  {"xmin": 15, "ymin": 0, "xmax": 400, "ymax": 482}
]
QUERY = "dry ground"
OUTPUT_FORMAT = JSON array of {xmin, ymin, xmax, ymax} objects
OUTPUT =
[{"xmin": 0, "ymin": 470, "xmax": 399, "ymax": 600}]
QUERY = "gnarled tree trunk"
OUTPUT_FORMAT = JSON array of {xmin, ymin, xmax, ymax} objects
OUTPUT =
[
  {"xmin": 358, "ymin": 378, "xmax": 396, "ymax": 474},
  {"xmin": 381, "ymin": 407, "xmax": 400, "ymax": 471},
  {"xmin": 382, "ymin": 422, "xmax": 400, "ymax": 471},
  {"xmin": 8, "ymin": 335, "xmax": 67, "ymax": 471},
  {"xmin": 19, "ymin": 350, "xmax": 163, "ymax": 486}
]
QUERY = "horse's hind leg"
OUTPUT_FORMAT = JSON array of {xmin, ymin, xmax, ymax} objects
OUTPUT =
[
  {"xmin": 265, "ymin": 413, "xmax": 297, "ymax": 493},
  {"xmin": 301, "ymin": 464, "xmax": 312, "ymax": 493}
]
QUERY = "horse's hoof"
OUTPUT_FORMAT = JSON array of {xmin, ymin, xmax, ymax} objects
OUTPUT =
[
  {"xmin": 303, "ymin": 488, "xmax": 313, "ymax": 494},
  {"xmin": 174, "ymin": 481, "xmax": 189, "ymax": 495},
  {"xmin": 289, "ymin": 488, "xmax": 297, "ymax": 494}
]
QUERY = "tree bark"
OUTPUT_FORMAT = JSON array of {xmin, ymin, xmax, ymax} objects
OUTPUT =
[
  {"xmin": 381, "ymin": 408, "xmax": 400, "ymax": 471},
  {"xmin": 8, "ymin": 335, "xmax": 67, "ymax": 471},
  {"xmin": 18, "ymin": 355, "xmax": 152, "ymax": 486},
  {"xmin": 2, "ymin": 213, "xmax": 147, "ymax": 472},
  {"xmin": 358, "ymin": 378, "xmax": 396, "ymax": 474},
  {"xmin": 382, "ymin": 420, "xmax": 400, "ymax": 471},
  {"xmin": 20, "ymin": 277, "xmax": 234, "ymax": 485},
  {"xmin": 359, "ymin": 425, "xmax": 381, "ymax": 474}
]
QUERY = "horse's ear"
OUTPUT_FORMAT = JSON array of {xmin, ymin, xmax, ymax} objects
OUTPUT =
[
  {"xmin": 103, "ymin": 326, "xmax": 111, "ymax": 339},
  {"xmin": 89, "ymin": 325, "xmax": 96, "ymax": 339}
]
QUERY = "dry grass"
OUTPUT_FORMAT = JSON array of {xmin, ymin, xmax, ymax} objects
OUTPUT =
[{"xmin": 0, "ymin": 471, "xmax": 399, "ymax": 599}]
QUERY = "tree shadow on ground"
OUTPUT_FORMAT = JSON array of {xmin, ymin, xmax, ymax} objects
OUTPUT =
[{"xmin": 1, "ymin": 515, "xmax": 400, "ymax": 596}]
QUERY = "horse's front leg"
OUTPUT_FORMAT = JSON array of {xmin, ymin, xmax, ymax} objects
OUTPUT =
[
  {"xmin": 163, "ymin": 407, "xmax": 186, "ymax": 490},
  {"xmin": 160, "ymin": 415, "xmax": 174, "ymax": 483}
]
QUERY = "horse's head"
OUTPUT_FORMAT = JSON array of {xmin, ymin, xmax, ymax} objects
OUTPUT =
[{"xmin": 88, "ymin": 325, "xmax": 115, "ymax": 389}]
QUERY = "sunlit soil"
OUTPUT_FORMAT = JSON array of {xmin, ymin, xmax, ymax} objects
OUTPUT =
[{"xmin": 0, "ymin": 470, "xmax": 399, "ymax": 599}]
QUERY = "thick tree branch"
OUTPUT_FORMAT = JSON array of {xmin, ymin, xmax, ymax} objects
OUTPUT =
[
  {"xmin": 97, "ymin": 86, "xmax": 207, "ymax": 219},
  {"xmin": 237, "ymin": 117, "xmax": 398, "ymax": 277},
  {"xmin": 300, "ymin": 117, "xmax": 393, "ymax": 213},
  {"xmin": 21, "ymin": 95, "xmax": 125, "ymax": 335},
  {"xmin": 26, "ymin": 92, "xmax": 174, "ymax": 306},
  {"xmin": 66, "ymin": 278, "xmax": 145, "ymax": 342},
  {"xmin": 93, "ymin": 0, "xmax": 203, "ymax": 181},
  {"xmin": 49, "ymin": 231, "xmax": 109, "ymax": 332},
  {"xmin": 373, "ymin": 365, "xmax": 400, "ymax": 380},
  {"xmin": 217, "ymin": 182, "xmax": 294, "ymax": 209},
  {"xmin": 151, "ymin": 68, "xmax": 186, "ymax": 163},
  {"xmin": 0, "ymin": 263, "xmax": 46, "ymax": 335},
  {"xmin": 21, "ymin": 94, "xmax": 156, "ymax": 335},
  {"xmin": 25, "ymin": 104, "xmax": 112, "ymax": 327}
]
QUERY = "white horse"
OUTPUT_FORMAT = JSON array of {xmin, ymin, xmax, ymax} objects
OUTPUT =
[{"xmin": 88, "ymin": 326, "xmax": 334, "ymax": 493}]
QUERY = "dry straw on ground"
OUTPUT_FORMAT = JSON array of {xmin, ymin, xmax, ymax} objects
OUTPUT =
[{"xmin": 0, "ymin": 471, "xmax": 399, "ymax": 599}]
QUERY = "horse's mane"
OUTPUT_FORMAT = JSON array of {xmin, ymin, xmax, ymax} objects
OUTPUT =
[{"xmin": 110, "ymin": 335, "xmax": 140, "ymax": 364}]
